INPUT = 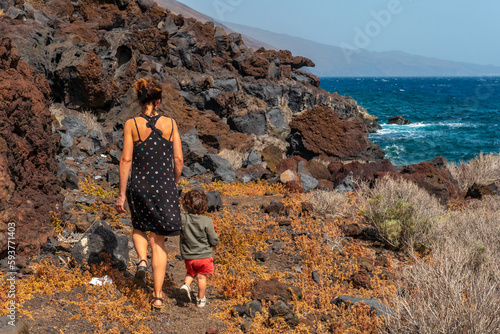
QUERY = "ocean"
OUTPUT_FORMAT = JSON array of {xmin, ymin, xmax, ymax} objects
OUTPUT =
[{"xmin": 320, "ymin": 77, "xmax": 500, "ymax": 166}]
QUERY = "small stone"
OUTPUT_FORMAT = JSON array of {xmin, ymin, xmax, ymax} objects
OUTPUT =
[
  {"xmin": 312, "ymin": 270, "xmax": 321, "ymax": 284},
  {"xmin": 254, "ymin": 252, "xmax": 266, "ymax": 262},
  {"xmin": 272, "ymin": 241, "xmax": 285, "ymax": 252}
]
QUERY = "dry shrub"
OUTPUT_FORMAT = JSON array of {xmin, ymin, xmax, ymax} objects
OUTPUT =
[
  {"xmin": 384, "ymin": 196, "xmax": 500, "ymax": 334},
  {"xmin": 306, "ymin": 190, "xmax": 360, "ymax": 220},
  {"xmin": 76, "ymin": 110, "xmax": 104, "ymax": 135},
  {"xmin": 218, "ymin": 149, "xmax": 246, "ymax": 170},
  {"xmin": 447, "ymin": 152, "xmax": 500, "ymax": 191},
  {"xmin": 358, "ymin": 176, "xmax": 443, "ymax": 251},
  {"xmin": 49, "ymin": 104, "xmax": 104, "ymax": 135}
]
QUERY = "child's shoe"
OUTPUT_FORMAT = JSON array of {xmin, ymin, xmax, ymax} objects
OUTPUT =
[
  {"xmin": 196, "ymin": 296, "xmax": 206, "ymax": 308},
  {"xmin": 179, "ymin": 284, "xmax": 191, "ymax": 303}
]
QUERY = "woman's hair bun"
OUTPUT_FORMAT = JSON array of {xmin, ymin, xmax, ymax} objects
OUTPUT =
[{"xmin": 135, "ymin": 78, "xmax": 162, "ymax": 106}]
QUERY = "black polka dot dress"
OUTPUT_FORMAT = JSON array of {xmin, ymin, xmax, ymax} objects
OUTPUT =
[{"xmin": 126, "ymin": 115, "xmax": 181, "ymax": 236}]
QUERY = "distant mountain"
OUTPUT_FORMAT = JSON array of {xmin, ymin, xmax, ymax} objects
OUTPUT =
[
  {"xmin": 157, "ymin": 0, "xmax": 500, "ymax": 77},
  {"xmin": 155, "ymin": 0, "xmax": 275, "ymax": 50},
  {"xmin": 222, "ymin": 22, "xmax": 500, "ymax": 77}
]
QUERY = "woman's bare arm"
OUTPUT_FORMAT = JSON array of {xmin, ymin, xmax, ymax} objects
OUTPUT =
[
  {"xmin": 171, "ymin": 119, "xmax": 183, "ymax": 184},
  {"xmin": 115, "ymin": 120, "xmax": 134, "ymax": 213}
]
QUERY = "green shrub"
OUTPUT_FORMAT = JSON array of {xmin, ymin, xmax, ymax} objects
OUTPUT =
[{"xmin": 359, "ymin": 177, "xmax": 442, "ymax": 252}]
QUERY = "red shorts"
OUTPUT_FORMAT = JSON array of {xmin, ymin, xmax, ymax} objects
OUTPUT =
[{"xmin": 184, "ymin": 257, "xmax": 214, "ymax": 276}]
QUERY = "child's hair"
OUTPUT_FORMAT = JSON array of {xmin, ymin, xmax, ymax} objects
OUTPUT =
[
  {"xmin": 135, "ymin": 78, "xmax": 162, "ymax": 106},
  {"xmin": 182, "ymin": 189, "xmax": 208, "ymax": 214}
]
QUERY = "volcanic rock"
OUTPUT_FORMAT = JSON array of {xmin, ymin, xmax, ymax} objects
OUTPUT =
[
  {"xmin": 71, "ymin": 221, "xmax": 129, "ymax": 270},
  {"xmin": 0, "ymin": 37, "xmax": 63, "ymax": 258},
  {"xmin": 466, "ymin": 183, "xmax": 495, "ymax": 199},
  {"xmin": 331, "ymin": 295, "xmax": 393, "ymax": 317},
  {"xmin": 288, "ymin": 106, "xmax": 384, "ymax": 161},
  {"xmin": 388, "ymin": 115, "xmax": 412, "ymax": 125},
  {"xmin": 203, "ymin": 154, "xmax": 236, "ymax": 183}
]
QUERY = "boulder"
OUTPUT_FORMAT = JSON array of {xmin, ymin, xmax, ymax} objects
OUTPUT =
[
  {"xmin": 236, "ymin": 164, "xmax": 269, "ymax": 183},
  {"xmin": 306, "ymin": 160, "xmax": 330, "ymax": 180},
  {"xmin": 328, "ymin": 160, "xmax": 398, "ymax": 187},
  {"xmin": 266, "ymin": 107, "xmax": 287, "ymax": 131},
  {"xmin": 61, "ymin": 115, "xmax": 87, "ymax": 138},
  {"xmin": 251, "ymin": 278, "xmax": 302, "ymax": 303},
  {"xmin": 71, "ymin": 221, "xmax": 129, "ymax": 270},
  {"xmin": 331, "ymin": 295, "xmax": 394, "ymax": 317},
  {"xmin": 190, "ymin": 162, "xmax": 208, "ymax": 176},
  {"xmin": 388, "ymin": 115, "xmax": 412, "ymax": 125},
  {"xmin": 203, "ymin": 154, "xmax": 235, "ymax": 183},
  {"xmin": 181, "ymin": 128, "xmax": 208, "ymax": 165},
  {"xmin": 280, "ymin": 169, "xmax": 298, "ymax": 183},
  {"xmin": 107, "ymin": 167, "xmax": 120, "ymax": 187},
  {"xmin": 227, "ymin": 111, "xmax": 267, "ymax": 136},
  {"xmin": 300, "ymin": 174, "xmax": 318, "ymax": 192},
  {"xmin": 276, "ymin": 156, "xmax": 307, "ymax": 175},
  {"xmin": 465, "ymin": 183, "xmax": 495, "ymax": 199},
  {"xmin": 335, "ymin": 171, "xmax": 355, "ymax": 193},
  {"xmin": 387, "ymin": 162, "xmax": 461, "ymax": 204},
  {"xmin": 316, "ymin": 179, "xmax": 334, "ymax": 191},
  {"xmin": 288, "ymin": 106, "xmax": 384, "ymax": 161},
  {"xmin": 206, "ymin": 191, "xmax": 222, "ymax": 212},
  {"xmin": 242, "ymin": 150, "xmax": 261, "ymax": 168},
  {"xmin": 261, "ymin": 145, "xmax": 284, "ymax": 173}
]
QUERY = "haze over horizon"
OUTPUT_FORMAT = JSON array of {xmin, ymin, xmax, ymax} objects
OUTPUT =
[{"xmin": 175, "ymin": 0, "xmax": 500, "ymax": 67}]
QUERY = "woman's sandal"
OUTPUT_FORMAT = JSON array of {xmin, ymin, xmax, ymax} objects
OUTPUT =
[
  {"xmin": 134, "ymin": 259, "xmax": 147, "ymax": 284},
  {"xmin": 151, "ymin": 297, "xmax": 163, "ymax": 311}
]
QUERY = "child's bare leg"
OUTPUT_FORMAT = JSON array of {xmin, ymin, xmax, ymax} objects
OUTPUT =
[
  {"xmin": 184, "ymin": 274, "xmax": 195, "ymax": 286},
  {"xmin": 197, "ymin": 274, "xmax": 207, "ymax": 299}
]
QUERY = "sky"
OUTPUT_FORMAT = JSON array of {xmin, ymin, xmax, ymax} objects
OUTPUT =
[{"xmin": 175, "ymin": 0, "xmax": 500, "ymax": 67}]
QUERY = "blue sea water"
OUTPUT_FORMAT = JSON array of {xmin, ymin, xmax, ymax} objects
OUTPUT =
[{"xmin": 320, "ymin": 77, "xmax": 500, "ymax": 166}]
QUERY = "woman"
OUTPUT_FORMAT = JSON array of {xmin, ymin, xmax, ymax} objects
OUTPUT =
[{"xmin": 115, "ymin": 78, "xmax": 183, "ymax": 311}]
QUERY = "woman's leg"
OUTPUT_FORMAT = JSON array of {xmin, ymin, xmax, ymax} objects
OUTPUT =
[
  {"xmin": 149, "ymin": 232, "xmax": 167, "ymax": 307},
  {"xmin": 132, "ymin": 229, "xmax": 148, "ymax": 263}
]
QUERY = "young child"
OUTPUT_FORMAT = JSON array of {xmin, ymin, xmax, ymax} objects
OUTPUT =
[{"xmin": 179, "ymin": 189, "xmax": 219, "ymax": 308}]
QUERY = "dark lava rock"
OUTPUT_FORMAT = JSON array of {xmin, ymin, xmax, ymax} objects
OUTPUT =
[
  {"xmin": 262, "ymin": 201, "xmax": 285, "ymax": 215},
  {"xmin": 350, "ymin": 269, "xmax": 372, "ymax": 289},
  {"xmin": 427, "ymin": 156, "xmax": 449, "ymax": 170},
  {"xmin": 300, "ymin": 174, "xmax": 318, "ymax": 192},
  {"xmin": 233, "ymin": 300, "xmax": 262, "ymax": 318},
  {"xmin": 466, "ymin": 183, "xmax": 495, "ymax": 199},
  {"xmin": 71, "ymin": 221, "xmax": 129, "ymax": 270},
  {"xmin": 236, "ymin": 164, "xmax": 270, "ymax": 183},
  {"xmin": 251, "ymin": 278, "xmax": 302, "ymax": 303},
  {"xmin": 107, "ymin": 167, "xmax": 119, "ymax": 187},
  {"xmin": 181, "ymin": 128, "xmax": 208, "ymax": 165},
  {"xmin": 288, "ymin": 106, "xmax": 384, "ymax": 161},
  {"xmin": 311, "ymin": 270, "xmax": 321, "ymax": 284},
  {"xmin": 335, "ymin": 171, "xmax": 355, "ymax": 193},
  {"xmin": 253, "ymin": 251, "xmax": 266, "ymax": 262},
  {"xmin": 203, "ymin": 154, "xmax": 235, "ymax": 183},
  {"xmin": 206, "ymin": 190, "xmax": 222, "ymax": 212},
  {"xmin": 328, "ymin": 159, "xmax": 398, "ymax": 188},
  {"xmin": 61, "ymin": 115, "xmax": 87, "ymax": 138},
  {"xmin": 316, "ymin": 179, "xmax": 334, "ymax": 191},
  {"xmin": 388, "ymin": 115, "xmax": 412, "ymax": 125},
  {"xmin": 340, "ymin": 224, "xmax": 362, "ymax": 237},
  {"xmin": 301, "ymin": 201, "xmax": 314, "ymax": 215},
  {"xmin": 331, "ymin": 295, "xmax": 394, "ymax": 317},
  {"xmin": 242, "ymin": 150, "xmax": 261, "ymax": 168}
]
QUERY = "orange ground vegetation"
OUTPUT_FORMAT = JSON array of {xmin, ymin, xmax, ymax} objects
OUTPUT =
[{"xmin": 0, "ymin": 180, "xmax": 397, "ymax": 333}]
